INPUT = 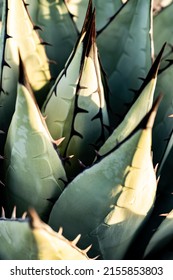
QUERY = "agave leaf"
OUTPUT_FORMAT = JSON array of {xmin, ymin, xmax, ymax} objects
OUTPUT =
[
  {"xmin": 98, "ymin": 44, "xmax": 165, "ymax": 156},
  {"xmin": 152, "ymin": 129, "xmax": 173, "ymax": 212},
  {"xmin": 48, "ymin": 99, "xmax": 159, "ymax": 259},
  {"xmin": 4, "ymin": 69, "xmax": 67, "ymax": 222},
  {"xmin": 151, "ymin": 63, "xmax": 173, "ymax": 200},
  {"xmin": 151, "ymin": 2, "xmax": 173, "ymax": 168},
  {"xmin": 152, "ymin": 67, "xmax": 173, "ymax": 169},
  {"xmin": 93, "ymin": 0, "xmax": 123, "ymax": 31},
  {"xmin": 29, "ymin": 208, "xmax": 91, "ymax": 260},
  {"xmin": 42, "ymin": 0, "xmax": 93, "ymax": 141},
  {"xmin": 64, "ymin": 0, "xmax": 91, "ymax": 33},
  {"xmin": 144, "ymin": 210, "xmax": 173, "ymax": 259},
  {"xmin": 7, "ymin": 0, "xmax": 51, "ymax": 106},
  {"xmin": 153, "ymin": 2, "xmax": 173, "ymax": 71},
  {"xmin": 0, "ymin": 208, "xmax": 91, "ymax": 260},
  {"xmin": 153, "ymin": 80, "xmax": 173, "ymax": 179},
  {"xmin": 0, "ymin": 0, "xmax": 19, "ymax": 134},
  {"xmin": 65, "ymin": 0, "xmax": 123, "ymax": 32},
  {"xmin": 154, "ymin": 1, "xmax": 173, "ymax": 52},
  {"xmin": 97, "ymin": 0, "xmax": 153, "ymax": 127},
  {"xmin": 133, "ymin": 93, "xmax": 173, "ymax": 258},
  {"xmin": 27, "ymin": 0, "xmax": 78, "ymax": 78},
  {"xmin": 123, "ymin": 188, "xmax": 173, "ymax": 259},
  {"xmin": 0, "ymin": 219, "xmax": 37, "ymax": 260},
  {"xmin": 89, "ymin": 99, "xmax": 160, "ymax": 260},
  {"xmin": 42, "ymin": 8, "xmax": 109, "ymax": 178}
]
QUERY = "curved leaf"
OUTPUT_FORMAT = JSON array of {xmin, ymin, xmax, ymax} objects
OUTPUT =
[
  {"xmin": 99, "ymin": 44, "xmax": 165, "ymax": 156},
  {"xmin": 151, "ymin": 2, "xmax": 173, "ymax": 168},
  {"xmin": 97, "ymin": 0, "xmax": 153, "ymax": 127},
  {"xmin": 153, "ymin": 2, "xmax": 173, "ymax": 72},
  {"xmin": 0, "ymin": 219, "xmax": 37, "ymax": 260},
  {"xmin": 0, "ymin": 0, "xmax": 19, "ymax": 134},
  {"xmin": 27, "ymin": 0, "xmax": 78, "ymax": 78},
  {"xmin": 7, "ymin": 0, "xmax": 51, "ymax": 103},
  {"xmin": 42, "ymin": 9, "xmax": 109, "ymax": 178},
  {"xmin": 48, "ymin": 100, "xmax": 158, "ymax": 259},
  {"xmin": 65, "ymin": 0, "xmax": 123, "ymax": 32},
  {"xmin": 93, "ymin": 0, "xmax": 123, "ymax": 31},
  {"xmin": 29, "ymin": 208, "xmax": 91, "ymax": 260},
  {"xmin": 144, "ymin": 209, "xmax": 173, "ymax": 259},
  {"xmin": 154, "ymin": 1, "xmax": 173, "ymax": 53},
  {"xmin": 4, "ymin": 74, "xmax": 67, "ymax": 222},
  {"xmin": 0, "ymin": 208, "xmax": 91, "ymax": 260},
  {"xmin": 152, "ymin": 67, "xmax": 173, "ymax": 169}
]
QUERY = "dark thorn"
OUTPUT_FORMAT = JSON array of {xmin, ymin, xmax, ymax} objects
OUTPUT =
[
  {"xmin": 76, "ymin": 107, "xmax": 88, "ymax": 114},
  {"xmin": 91, "ymin": 110, "xmax": 102, "ymax": 121},
  {"xmin": 73, "ymin": 129, "xmax": 83, "ymax": 139},
  {"xmin": 48, "ymin": 59, "xmax": 58, "ymax": 65},
  {"xmin": 6, "ymin": 34, "xmax": 12, "ymax": 39},
  {"xmin": 78, "ymin": 85, "xmax": 88, "ymax": 90},
  {"xmin": 34, "ymin": 25, "xmax": 43, "ymax": 31},
  {"xmin": 3, "ymin": 60, "xmax": 11, "ymax": 68},
  {"xmin": 138, "ymin": 76, "xmax": 145, "ymax": 81},
  {"xmin": 40, "ymin": 41, "xmax": 52, "ymax": 47},
  {"xmin": 129, "ymin": 88, "xmax": 139, "ymax": 94}
]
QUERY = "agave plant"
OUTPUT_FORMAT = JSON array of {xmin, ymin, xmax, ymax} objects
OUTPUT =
[{"xmin": 1, "ymin": 0, "xmax": 173, "ymax": 260}]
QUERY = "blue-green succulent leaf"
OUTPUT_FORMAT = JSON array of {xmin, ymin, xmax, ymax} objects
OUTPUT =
[
  {"xmin": 151, "ymin": 2, "xmax": 173, "ymax": 168},
  {"xmin": 29, "ymin": 208, "xmax": 92, "ymax": 260},
  {"xmin": 65, "ymin": 0, "xmax": 123, "ymax": 32},
  {"xmin": 27, "ymin": 0, "xmax": 78, "ymax": 78},
  {"xmin": 7, "ymin": 0, "xmax": 51, "ymax": 106},
  {"xmin": 153, "ymin": 1, "xmax": 173, "ymax": 63},
  {"xmin": 4, "ymin": 71, "xmax": 67, "ymax": 222},
  {"xmin": 152, "ymin": 64, "xmax": 173, "ymax": 169},
  {"xmin": 144, "ymin": 210, "xmax": 173, "ymax": 259},
  {"xmin": 0, "ymin": 217, "xmax": 37, "ymax": 260},
  {"xmin": 0, "ymin": 0, "xmax": 19, "ymax": 133},
  {"xmin": 42, "ymin": 9, "xmax": 109, "ymax": 178},
  {"xmin": 99, "ymin": 44, "xmax": 165, "ymax": 156},
  {"xmin": 48, "ymin": 99, "xmax": 159, "ymax": 259},
  {"xmin": 97, "ymin": 0, "xmax": 153, "ymax": 127},
  {"xmin": 0, "ymin": 208, "xmax": 91, "ymax": 260}
]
